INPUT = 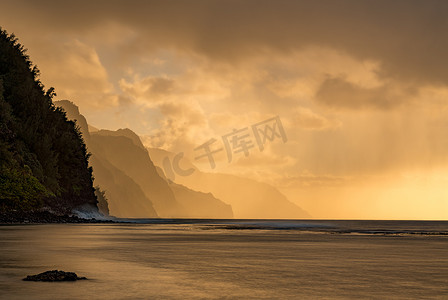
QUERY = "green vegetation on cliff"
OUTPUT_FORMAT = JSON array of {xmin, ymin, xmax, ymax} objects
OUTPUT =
[{"xmin": 0, "ymin": 28, "xmax": 97, "ymax": 212}]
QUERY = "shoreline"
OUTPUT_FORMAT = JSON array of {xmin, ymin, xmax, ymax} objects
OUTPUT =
[{"xmin": 0, "ymin": 210, "xmax": 115, "ymax": 224}]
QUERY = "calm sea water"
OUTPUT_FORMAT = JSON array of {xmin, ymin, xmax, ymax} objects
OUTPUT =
[{"xmin": 0, "ymin": 219, "xmax": 448, "ymax": 299}]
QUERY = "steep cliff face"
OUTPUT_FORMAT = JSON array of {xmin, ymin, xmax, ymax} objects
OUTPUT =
[
  {"xmin": 183, "ymin": 172, "xmax": 310, "ymax": 219},
  {"xmin": 53, "ymin": 96, "xmax": 308, "ymax": 219},
  {"xmin": 89, "ymin": 133, "xmax": 183, "ymax": 217},
  {"xmin": 92, "ymin": 128, "xmax": 145, "ymax": 149},
  {"xmin": 55, "ymin": 100, "xmax": 159, "ymax": 218},
  {"xmin": 89, "ymin": 154, "xmax": 157, "ymax": 218},
  {"xmin": 56, "ymin": 100, "xmax": 235, "ymax": 219},
  {"xmin": 155, "ymin": 166, "xmax": 233, "ymax": 219},
  {"xmin": 0, "ymin": 29, "xmax": 97, "ymax": 213},
  {"xmin": 52, "ymin": 100, "xmax": 90, "ymax": 140},
  {"xmin": 169, "ymin": 182, "xmax": 233, "ymax": 219},
  {"xmin": 149, "ymin": 148, "xmax": 311, "ymax": 219}
]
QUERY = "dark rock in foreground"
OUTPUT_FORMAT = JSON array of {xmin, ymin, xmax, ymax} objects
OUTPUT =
[{"xmin": 23, "ymin": 270, "xmax": 87, "ymax": 282}]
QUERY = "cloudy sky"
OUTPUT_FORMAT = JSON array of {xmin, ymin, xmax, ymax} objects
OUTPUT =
[{"xmin": 2, "ymin": 0, "xmax": 448, "ymax": 219}]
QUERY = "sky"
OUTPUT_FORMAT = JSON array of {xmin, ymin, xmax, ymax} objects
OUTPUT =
[{"xmin": 1, "ymin": 0, "xmax": 448, "ymax": 219}]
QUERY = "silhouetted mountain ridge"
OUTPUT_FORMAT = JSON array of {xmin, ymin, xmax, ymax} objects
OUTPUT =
[
  {"xmin": 56, "ymin": 101, "xmax": 232, "ymax": 218},
  {"xmin": 55, "ymin": 97, "xmax": 309, "ymax": 219},
  {"xmin": 148, "ymin": 148, "xmax": 311, "ymax": 219}
]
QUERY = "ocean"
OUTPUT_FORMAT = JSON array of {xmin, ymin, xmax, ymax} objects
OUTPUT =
[{"xmin": 1, "ymin": 219, "xmax": 447, "ymax": 299}]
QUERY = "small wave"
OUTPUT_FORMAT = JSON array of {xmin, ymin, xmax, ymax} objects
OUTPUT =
[
  {"xmin": 331, "ymin": 230, "xmax": 448, "ymax": 236},
  {"xmin": 199, "ymin": 220, "xmax": 335, "ymax": 231},
  {"xmin": 94, "ymin": 218, "xmax": 448, "ymax": 236},
  {"xmin": 72, "ymin": 204, "xmax": 113, "ymax": 221}
]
